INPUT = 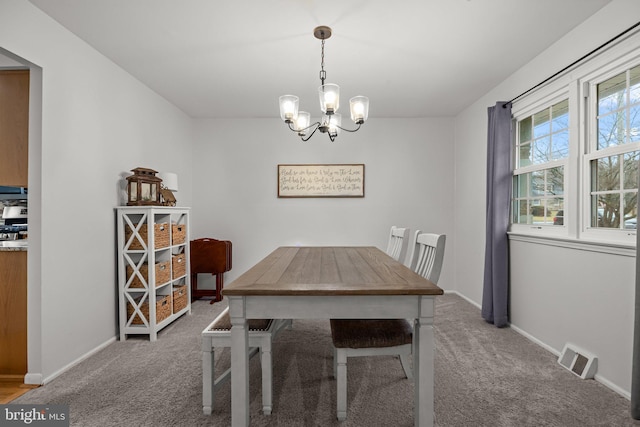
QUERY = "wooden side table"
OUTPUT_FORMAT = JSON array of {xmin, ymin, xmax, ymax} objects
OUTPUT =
[{"xmin": 190, "ymin": 238, "xmax": 231, "ymax": 303}]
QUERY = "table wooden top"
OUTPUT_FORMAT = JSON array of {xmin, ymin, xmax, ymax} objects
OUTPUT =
[{"xmin": 222, "ymin": 246, "xmax": 444, "ymax": 297}]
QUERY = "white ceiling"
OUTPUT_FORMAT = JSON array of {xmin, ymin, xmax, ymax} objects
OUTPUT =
[{"xmin": 27, "ymin": 0, "xmax": 611, "ymax": 119}]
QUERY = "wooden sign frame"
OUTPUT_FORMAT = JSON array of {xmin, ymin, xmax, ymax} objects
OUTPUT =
[{"xmin": 277, "ymin": 164, "xmax": 365, "ymax": 198}]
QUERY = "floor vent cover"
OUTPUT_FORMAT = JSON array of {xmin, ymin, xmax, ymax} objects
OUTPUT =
[{"xmin": 558, "ymin": 343, "xmax": 597, "ymax": 379}]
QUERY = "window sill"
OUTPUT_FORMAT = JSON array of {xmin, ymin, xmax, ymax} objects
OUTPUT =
[{"xmin": 507, "ymin": 232, "xmax": 636, "ymax": 257}]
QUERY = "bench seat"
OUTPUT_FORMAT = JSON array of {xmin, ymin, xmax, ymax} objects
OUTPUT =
[{"xmin": 201, "ymin": 307, "xmax": 290, "ymax": 415}]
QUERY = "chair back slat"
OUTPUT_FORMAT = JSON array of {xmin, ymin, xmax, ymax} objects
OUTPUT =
[
  {"xmin": 407, "ymin": 231, "xmax": 446, "ymax": 284},
  {"xmin": 385, "ymin": 226, "xmax": 410, "ymax": 262}
]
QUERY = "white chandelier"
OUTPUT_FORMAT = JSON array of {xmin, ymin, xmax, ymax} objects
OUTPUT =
[{"xmin": 279, "ymin": 26, "xmax": 370, "ymax": 142}]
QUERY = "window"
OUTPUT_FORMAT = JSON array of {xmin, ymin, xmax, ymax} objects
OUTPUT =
[
  {"xmin": 512, "ymin": 100, "xmax": 568, "ymax": 227},
  {"xmin": 510, "ymin": 37, "xmax": 640, "ymax": 248},
  {"xmin": 588, "ymin": 66, "xmax": 640, "ymax": 231}
]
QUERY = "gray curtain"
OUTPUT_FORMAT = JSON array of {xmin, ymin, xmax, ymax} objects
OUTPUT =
[{"xmin": 482, "ymin": 101, "xmax": 512, "ymax": 328}]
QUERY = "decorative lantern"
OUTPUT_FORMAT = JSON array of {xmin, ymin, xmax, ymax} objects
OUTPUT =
[
  {"xmin": 126, "ymin": 167, "xmax": 162, "ymax": 206},
  {"xmin": 158, "ymin": 172, "xmax": 178, "ymax": 207}
]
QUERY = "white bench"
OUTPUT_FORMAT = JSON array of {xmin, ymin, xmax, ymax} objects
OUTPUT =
[{"xmin": 201, "ymin": 307, "xmax": 290, "ymax": 415}]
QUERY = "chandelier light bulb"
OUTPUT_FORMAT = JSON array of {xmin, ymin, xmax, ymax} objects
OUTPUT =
[
  {"xmin": 319, "ymin": 83, "xmax": 340, "ymax": 114},
  {"xmin": 283, "ymin": 101, "xmax": 294, "ymax": 117},
  {"xmin": 329, "ymin": 113, "xmax": 342, "ymax": 136},
  {"xmin": 325, "ymin": 91, "xmax": 337, "ymax": 110},
  {"xmin": 295, "ymin": 111, "xmax": 311, "ymax": 136},
  {"xmin": 349, "ymin": 96, "xmax": 369, "ymax": 124},
  {"xmin": 279, "ymin": 95, "xmax": 299, "ymax": 123}
]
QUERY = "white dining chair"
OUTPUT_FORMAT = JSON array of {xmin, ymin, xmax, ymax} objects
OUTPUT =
[
  {"xmin": 385, "ymin": 225, "xmax": 410, "ymax": 263},
  {"xmin": 406, "ymin": 231, "xmax": 446, "ymax": 284},
  {"xmin": 330, "ymin": 230, "xmax": 446, "ymax": 421}
]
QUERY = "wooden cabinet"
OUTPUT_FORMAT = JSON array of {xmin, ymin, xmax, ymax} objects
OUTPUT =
[
  {"xmin": 116, "ymin": 207, "xmax": 191, "ymax": 341},
  {"xmin": 0, "ymin": 251, "xmax": 27, "ymax": 376},
  {"xmin": 0, "ymin": 70, "xmax": 29, "ymax": 187}
]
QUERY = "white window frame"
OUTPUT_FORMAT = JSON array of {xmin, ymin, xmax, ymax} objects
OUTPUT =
[
  {"xmin": 580, "ymin": 52, "xmax": 640, "ymax": 245},
  {"xmin": 509, "ymin": 30, "xmax": 640, "ymax": 251},
  {"xmin": 510, "ymin": 83, "xmax": 571, "ymax": 238}
]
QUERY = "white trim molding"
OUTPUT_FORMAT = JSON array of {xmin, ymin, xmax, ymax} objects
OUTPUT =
[
  {"xmin": 508, "ymin": 232, "xmax": 635, "ymax": 257},
  {"xmin": 41, "ymin": 336, "xmax": 117, "ymax": 385}
]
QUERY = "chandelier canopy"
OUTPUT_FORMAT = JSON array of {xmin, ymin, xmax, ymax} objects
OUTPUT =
[{"xmin": 279, "ymin": 26, "xmax": 369, "ymax": 142}]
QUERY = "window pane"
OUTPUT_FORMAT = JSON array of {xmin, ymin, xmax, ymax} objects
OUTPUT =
[
  {"xmin": 531, "ymin": 170, "xmax": 545, "ymax": 196},
  {"xmin": 552, "ymin": 199, "xmax": 564, "ymax": 226},
  {"xmin": 530, "ymin": 200, "xmax": 544, "ymax": 224},
  {"xmin": 514, "ymin": 173, "xmax": 529, "ymax": 197},
  {"xmin": 598, "ymin": 72, "xmax": 627, "ymax": 115},
  {"xmin": 624, "ymin": 151, "xmax": 639, "ymax": 189},
  {"xmin": 519, "ymin": 117, "xmax": 532, "ymax": 143},
  {"xmin": 630, "ymin": 104, "xmax": 640, "ymax": 143},
  {"xmin": 551, "ymin": 99, "xmax": 569, "ymax": 132},
  {"xmin": 548, "ymin": 166, "xmax": 564, "ymax": 196},
  {"xmin": 533, "ymin": 109, "xmax": 550, "ymax": 139},
  {"xmin": 598, "ymin": 112, "xmax": 625, "ymax": 149},
  {"xmin": 540, "ymin": 200, "xmax": 555, "ymax": 225},
  {"xmin": 533, "ymin": 136, "xmax": 550, "ymax": 164},
  {"xmin": 594, "ymin": 156, "xmax": 620, "ymax": 191},
  {"xmin": 519, "ymin": 143, "xmax": 532, "ymax": 167},
  {"xmin": 631, "ymin": 65, "xmax": 640, "ymax": 106},
  {"xmin": 624, "ymin": 192, "xmax": 638, "ymax": 229},
  {"xmin": 513, "ymin": 199, "xmax": 530, "ymax": 224},
  {"xmin": 551, "ymin": 130, "xmax": 569, "ymax": 160},
  {"xmin": 539, "ymin": 199, "xmax": 562, "ymax": 225},
  {"xmin": 595, "ymin": 194, "xmax": 620, "ymax": 228}
]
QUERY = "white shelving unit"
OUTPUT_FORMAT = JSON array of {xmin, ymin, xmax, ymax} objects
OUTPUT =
[{"xmin": 116, "ymin": 206, "xmax": 191, "ymax": 341}]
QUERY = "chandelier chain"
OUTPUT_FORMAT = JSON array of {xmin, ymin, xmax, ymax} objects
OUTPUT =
[{"xmin": 319, "ymin": 38, "xmax": 326, "ymax": 86}]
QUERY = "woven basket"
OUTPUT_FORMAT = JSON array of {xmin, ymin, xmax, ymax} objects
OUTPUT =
[
  {"xmin": 172, "ymin": 224, "xmax": 186, "ymax": 245},
  {"xmin": 172, "ymin": 285, "xmax": 188, "ymax": 313},
  {"xmin": 126, "ymin": 294, "xmax": 171, "ymax": 325},
  {"xmin": 172, "ymin": 253, "xmax": 186, "ymax": 279},
  {"xmin": 125, "ymin": 222, "xmax": 170, "ymax": 250},
  {"xmin": 126, "ymin": 260, "xmax": 171, "ymax": 288}
]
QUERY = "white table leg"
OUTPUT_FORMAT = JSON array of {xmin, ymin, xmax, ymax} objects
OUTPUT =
[
  {"xmin": 260, "ymin": 338, "xmax": 273, "ymax": 415},
  {"xmin": 414, "ymin": 297, "xmax": 435, "ymax": 427},
  {"xmin": 229, "ymin": 297, "xmax": 250, "ymax": 427},
  {"xmin": 336, "ymin": 349, "xmax": 347, "ymax": 421},
  {"xmin": 202, "ymin": 335, "xmax": 213, "ymax": 415}
]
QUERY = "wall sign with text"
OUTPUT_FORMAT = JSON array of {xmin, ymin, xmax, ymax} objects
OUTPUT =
[{"xmin": 277, "ymin": 164, "xmax": 365, "ymax": 198}]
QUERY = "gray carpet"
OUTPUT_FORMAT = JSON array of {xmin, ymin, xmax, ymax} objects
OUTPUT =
[{"xmin": 13, "ymin": 293, "xmax": 638, "ymax": 426}]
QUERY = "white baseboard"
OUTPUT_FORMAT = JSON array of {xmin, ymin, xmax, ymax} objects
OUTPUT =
[
  {"xmin": 40, "ymin": 336, "xmax": 117, "ymax": 385},
  {"xmin": 594, "ymin": 374, "xmax": 631, "ymax": 400},
  {"xmin": 444, "ymin": 290, "xmax": 481, "ymax": 309},
  {"xmin": 445, "ymin": 290, "xmax": 630, "ymax": 401},
  {"xmin": 23, "ymin": 373, "xmax": 43, "ymax": 385},
  {"xmin": 509, "ymin": 323, "xmax": 561, "ymax": 357}
]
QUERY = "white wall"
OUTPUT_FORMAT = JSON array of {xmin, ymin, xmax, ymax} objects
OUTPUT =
[
  {"xmin": 509, "ymin": 240, "xmax": 635, "ymax": 395},
  {"xmin": 0, "ymin": 0, "xmax": 194, "ymax": 383},
  {"xmin": 191, "ymin": 117, "xmax": 455, "ymax": 289},
  {"xmin": 454, "ymin": 0, "xmax": 640, "ymax": 397}
]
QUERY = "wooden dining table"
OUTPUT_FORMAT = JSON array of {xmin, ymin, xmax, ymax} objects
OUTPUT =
[{"xmin": 222, "ymin": 246, "xmax": 443, "ymax": 427}]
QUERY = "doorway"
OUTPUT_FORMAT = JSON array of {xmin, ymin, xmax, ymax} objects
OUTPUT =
[{"xmin": 0, "ymin": 47, "xmax": 43, "ymax": 391}]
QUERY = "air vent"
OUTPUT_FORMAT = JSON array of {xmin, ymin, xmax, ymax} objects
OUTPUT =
[{"xmin": 558, "ymin": 343, "xmax": 597, "ymax": 379}]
